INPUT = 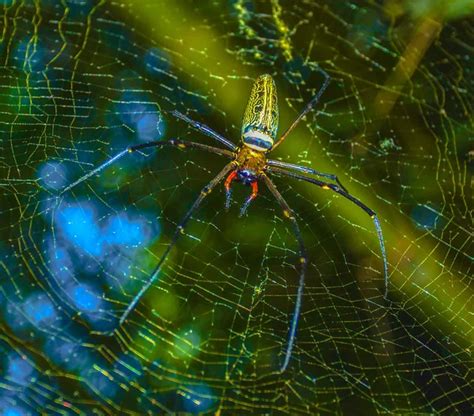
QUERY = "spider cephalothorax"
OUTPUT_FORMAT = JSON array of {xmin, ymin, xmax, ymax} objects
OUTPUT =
[
  {"xmin": 60, "ymin": 71, "xmax": 388, "ymax": 372},
  {"xmin": 225, "ymin": 145, "xmax": 267, "ymax": 215}
]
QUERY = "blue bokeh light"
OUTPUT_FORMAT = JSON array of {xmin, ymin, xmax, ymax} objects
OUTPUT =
[
  {"xmin": 116, "ymin": 91, "xmax": 165, "ymax": 142},
  {"xmin": 4, "ymin": 292, "xmax": 61, "ymax": 337},
  {"xmin": 45, "ymin": 337, "xmax": 91, "ymax": 371},
  {"xmin": 82, "ymin": 365, "xmax": 118, "ymax": 399},
  {"xmin": 144, "ymin": 47, "xmax": 171, "ymax": 76},
  {"xmin": 56, "ymin": 202, "xmax": 157, "ymax": 256},
  {"xmin": 0, "ymin": 406, "xmax": 26, "ymax": 416},
  {"xmin": 3, "ymin": 302, "xmax": 30, "ymax": 333},
  {"xmin": 103, "ymin": 213, "xmax": 150, "ymax": 247},
  {"xmin": 57, "ymin": 203, "xmax": 102, "ymax": 256},
  {"xmin": 52, "ymin": 200, "xmax": 159, "ymax": 313},
  {"xmin": 411, "ymin": 204, "xmax": 440, "ymax": 230},
  {"xmin": 65, "ymin": 0, "xmax": 94, "ymax": 14},
  {"xmin": 137, "ymin": 112, "xmax": 162, "ymax": 142},
  {"xmin": 6, "ymin": 355, "xmax": 35, "ymax": 387},
  {"xmin": 23, "ymin": 293, "xmax": 57, "ymax": 327},
  {"xmin": 48, "ymin": 241, "xmax": 75, "ymax": 287},
  {"xmin": 0, "ymin": 0, "xmax": 15, "ymax": 6},
  {"xmin": 38, "ymin": 161, "xmax": 68, "ymax": 191},
  {"xmin": 71, "ymin": 284, "xmax": 102, "ymax": 312},
  {"xmin": 13, "ymin": 39, "xmax": 45, "ymax": 72}
]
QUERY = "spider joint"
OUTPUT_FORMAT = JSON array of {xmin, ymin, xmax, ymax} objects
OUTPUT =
[
  {"xmin": 201, "ymin": 186, "xmax": 212, "ymax": 196},
  {"xmin": 283, "ymin": 209, "xmax": 293, "ymax": 218}
]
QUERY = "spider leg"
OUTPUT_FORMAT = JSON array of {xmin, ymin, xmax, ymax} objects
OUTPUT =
[
  {"xmin": 261, "ymin": 174, "xmax": 307, "ymax": 372},
  {"xmin": 59, "ymin": 139, "xmax": 234, "ymax": 196},
  {"xmin": 267, "ymin": 166, "xmax": 389, "ymax": 299},
  {"xmin": 171, "ymin": 110, "xmax": 238, "ymax": 151},
  {"xmin": 266, "ymin": 159, "xmax": 348, "ymax": 193},
  {"xmin": 224, "ymin": 170, "xmax": 238, "ymax": 210},
  {"xmin": 117, "ymin": 162, "xmax": 235, "ymax": 326},
  {"xmin": 271, "ymin": 68, "xmax": 331, "ymax": 150}
]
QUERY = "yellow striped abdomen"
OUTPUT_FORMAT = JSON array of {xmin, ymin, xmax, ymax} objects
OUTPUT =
[{"xmin": 241, "ymin": 74, "xmax": 279, "ymax": 152}]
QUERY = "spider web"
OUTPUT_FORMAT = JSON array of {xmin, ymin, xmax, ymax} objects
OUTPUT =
[{"xmin": 0, "ymin": 0, "xmax": 472, "ymax": 414}]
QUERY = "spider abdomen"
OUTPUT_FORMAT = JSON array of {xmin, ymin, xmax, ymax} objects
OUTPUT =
[{"xmin": 241, "ymin": 74, "xmax": 279, "ymax": 152}]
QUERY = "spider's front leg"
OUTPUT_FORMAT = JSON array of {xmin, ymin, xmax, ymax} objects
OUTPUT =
[
  {"xmin": 224, "ymin": 170, "xmax": 237, "ymax": 210},
  {"xmin": 58, "ymin": 139, "xmax": 234, "ymax": 196}
]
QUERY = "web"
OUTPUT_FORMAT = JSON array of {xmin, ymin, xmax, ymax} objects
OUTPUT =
[{"xmin": 0, "ymin": 0, "xmax": 472, "ymax": 414}]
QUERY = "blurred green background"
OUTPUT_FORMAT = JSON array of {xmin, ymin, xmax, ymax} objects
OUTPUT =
[{"xmin": 0, "ymin": 0, "xmax": 472, "ymax": 414}]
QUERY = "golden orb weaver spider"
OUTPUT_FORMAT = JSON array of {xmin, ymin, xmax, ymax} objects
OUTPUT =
[{"xmin": 60, "ymin": 72, "xmax": 388, "ymax": 372}]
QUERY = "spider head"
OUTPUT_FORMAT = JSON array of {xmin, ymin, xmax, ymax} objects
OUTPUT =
[{"xmin": 237, "ymin": 169, "xmax": 257, "ymax": 186}]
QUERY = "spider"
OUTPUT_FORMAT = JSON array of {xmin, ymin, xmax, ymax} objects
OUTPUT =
[{"xmin": 60, "ymin": 72, "xmax": 388, "ymax": 372}]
